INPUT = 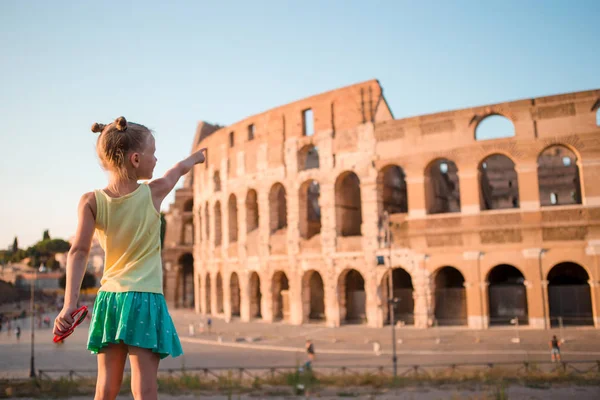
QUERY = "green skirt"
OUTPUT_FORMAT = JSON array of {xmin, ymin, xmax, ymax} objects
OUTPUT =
[{"xmin": 87, "ymin": 291, "xmax": 183, "ymax": 359}]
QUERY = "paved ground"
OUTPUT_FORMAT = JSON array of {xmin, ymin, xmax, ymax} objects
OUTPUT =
[
  {"xmin": 1, "ymin": 306, "xmax": 600, "ymax": 380},
  {"xmin": 9, "ymin": 386, "xmax": 600, "ymax": 400}
]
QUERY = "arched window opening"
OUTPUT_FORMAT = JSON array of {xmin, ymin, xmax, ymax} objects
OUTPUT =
[
  {"xmin": 547, "ymin": 262, "xmax": 593, "ymax": 326},
  {"xmin": 378, "ymin": 165, "xmax": 408, "ymax": 215},
  {"xmin": 487, "ymin": 264, "xmax": 528, "ymax": 326},
  {"xmin": 297, "ymin": 145, "xmax": 320, "ymax": 171},
  {"xmin": 299, "ymin": 180, "xmax": 321, "ymax": 240},
  {"xmin": 425, "ymin": 159, "xmax": 461, "ymax": 214},
  {"xmin": 479, "ymin": 154, "xmax": 520, "ymax": 210},
  {"xmin": 228, "ymin": 194, "xmax": 238, "ymax": 243},
  {"xmin": 335, "ymin": 172, "xmax": 362, "ymax": 236},
  {"xmin": 537, "ymin": 145, "xmax": 582, "ymax": 206},
  {"xmin": 269, "ymin": 183, "xmax": 287, "ymax": 233},
  {"xmin": 433, "ymin": 267, "xmax": 467, "ymax": 326},
  {"xmin": 381, "ymin": 268, "xmax": 414, "ymax": 326},
  {"xmin": 475, "ymin": 115, "xmax": 515, "ymax": 141}
]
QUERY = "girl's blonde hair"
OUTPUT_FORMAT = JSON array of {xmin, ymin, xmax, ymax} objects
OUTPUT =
[{"xmin": 91, "ymin": 116, "xmax": 152, "ymax": 179}]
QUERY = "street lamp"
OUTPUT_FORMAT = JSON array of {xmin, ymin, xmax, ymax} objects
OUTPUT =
[
  {"xmin": 378, "ymin": 211, "xmax": 399, "ymax": 378},
  {"xmin": 29, "ymin": 265, "xmax": 39, "ymax": 378}
]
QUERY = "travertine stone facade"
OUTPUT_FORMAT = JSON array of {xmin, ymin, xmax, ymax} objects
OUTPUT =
[{"xmin": 163, "ymin": 80, "xmax": 600, "ymax": 330}]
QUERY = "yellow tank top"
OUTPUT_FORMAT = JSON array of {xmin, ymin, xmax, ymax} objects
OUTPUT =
[{"xmin": 94, "ymin": 183, "xmax": 163, "ymax": 294}]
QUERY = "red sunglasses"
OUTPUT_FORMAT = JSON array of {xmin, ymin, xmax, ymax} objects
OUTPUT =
[{"xmin": 53, "ymin": 305, "xmax": 89, "ymax": 343}]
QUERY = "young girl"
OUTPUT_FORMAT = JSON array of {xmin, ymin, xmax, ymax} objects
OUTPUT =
[{"xmin": 53, "ymin": 116, "xmax": 206, "ymax": 400}]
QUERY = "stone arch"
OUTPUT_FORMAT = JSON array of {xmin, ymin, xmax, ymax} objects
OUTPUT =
[
  {"xmin": 272, "ymin": 271, "xmax": 290, "ymax": 321},
  {"xmin": 269, "ymin": 183, "xmax": 287, "ymax": 233},
  {"xmin": 487, "ymin": 264, "xmax": 528, "ymax": 325},
  {"xmin": 228, "ymin": 194, "xmax": 238, "ymax": 243},
  {"xmin": 335, "ymin": 171, "xmax": 362, "ymax": 236},
  {"xmin": 214, "ymin": 201, "xmax": 222, "ymax": 247},
  {"xmin": 424, "ymin": 159, "xmax": 461, "ymax": 214},
  {"xmin": 183, "ymin": 199, "xmax": 193, "ymax": 212},
  {"xmin": 301, "ymin": 270, "xmax": 325, "ymax": 322},
  {"xmin": 246, "ymin": 189, "xmax": 259, "ymax": 232},
  {"xmin": 478, "ymin": 154, "xmax": 520, "ymax": 210},
  {"xmin": 338, "ymin": 269, "xmax": 366, "ymax": 324},
  {"xmin": 475, "ymin": 114, "xmax": 515, "ymax": 141},
  {"xmin": 178, "ymin": 253, "xmax": 194, "ymax": 309},
  {"xmin": 182, "ymin": 218, "xmax": 194, "ymax": 245},
  {"xmin": 204, "ymin": 202, "xmax": 210, "ymax": 239},
  {"xmin": 547, "ymin": 262, "xmax": 593, "ymax": 326},
  {"xmin": 204, "ymin": 273, "xmax": 212, "ymax": 314},
  {"xmin": 249, "ymin": 271, "xmax": 262, "ymax": 319},
  {"xmin": 537, "ymin": 145, "xmax": 582, "ymax": 206},
  {"xmin": 433, "ymin": 266, "xmax": 467, "ymax": 326},
  {"xmin": 298, "ymin": 144, "xmax": 320, "ymax": 171},
  {"xmin": 380, "ymin": 267, "xmax": 414, "ymax": 326},
  {"xmin": 299, "ymin": 180, "xmax": 321, "ymax": 240},
  {"xmin": 216, "ymin": 272, "xmax": 224, "ymax": 314},
  {"xmin": 230, "ymin": 272, "xmax": 241, "ymax": 317},
  {"xmin": 213, "ymin": 171, "xmax": 221, "ymax": 192},
  {"xmin": 377, "ymin": 165, "xmax": 408, "ymax": 215}
]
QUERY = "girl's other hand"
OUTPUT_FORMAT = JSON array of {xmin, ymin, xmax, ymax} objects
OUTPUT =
[{"xmin": 53, "ymin": 305, "xmax": 78, "ymax": 335}]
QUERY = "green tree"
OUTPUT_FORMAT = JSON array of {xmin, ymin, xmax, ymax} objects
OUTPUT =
[
  {"xmin": 58, "ymin": 271, "xmax": 96, "ymax": 290},
  {"xmin": 43, "ymin": 230, "xmax": 51, "ymax": 241},
  {"xmin": 12, "ymin": 237, "xmax": 18, "ymax": 254},
  {"xmin": 27, "ymin": 238, "xmax": 71, "ymax": 269}
]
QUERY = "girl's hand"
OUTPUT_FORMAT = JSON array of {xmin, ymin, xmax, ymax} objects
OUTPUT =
[
  {"xmin": 53, "ymin": 305, "xmax": 78, "ymax": 335},
  {"xmin": 196, "ymin": 148, "xmax": 207, "ymax": 164}
]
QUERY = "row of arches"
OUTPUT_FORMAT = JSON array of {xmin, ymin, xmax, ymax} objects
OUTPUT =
[
  {"xmin": 190, "ymin": 260, "xmax": 594, "ymax": 327},
  {"xmin": 193, "ymin": 144, "xmax": 583, "ymax": 247}
]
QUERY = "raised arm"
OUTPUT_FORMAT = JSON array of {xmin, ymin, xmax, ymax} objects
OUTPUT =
[
  {"xmin": 54, "ymin": 192, "xmax": 96, "ymax": 335},
  {"xmin": 150, "ymin": 148, "xmax": 207, "ymax": 205}
]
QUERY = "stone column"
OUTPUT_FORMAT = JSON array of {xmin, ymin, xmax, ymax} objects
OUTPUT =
[
  {"xmin": 457, "ymin": 169, "xmax": 480, "ymax": 215},
  {"xmin": 240, "ymin": 271, "xmax": 251, "ymax": 322},
  {"xmin": 261, "ymin": 271, "xmax": 274, "ymax": 323},
  {"xmin": 463, "ymin": 251, "xmax": 487, "ymax": 329},
  {"xmin": 324, "ymin": 270, "xmax": 341, "ymax": 327},
  {"xmin": 194, "ymin": 271, "xmax": 201, "ymax": 314},
  {"xmin": 237, "ymin": 194, "xmax": 247, "ymax": 260},
  {"xmin": 412, "ymin": 266, "xmax": 432, "ymax": 328},
  {"xmin": 521, "ymin": 248, "xmax": 549, "ymax": 329},
  {"xmin": 257, "ymin": 188, "xmax": 270, "ymax": 258},
  {"xmin": 223, "ymin": 271, "xmax": 232, "ymax": 322},
  {"xmin": 210, "ymin": 271, "xmax": 218, "ymax": 316},
  {"xmin": 287, "ymin": 180, "xmax": 300, "ymax": 256},
  {"xmin": 580, "ymin": 159, "xmax": 600, "ymax": 206},
  {"xmin": 288, "ymin": 272, "xmax": 304, "ymax": 325},
  {"xmin": 515, "ymin": 163, "xmax": 540, "ymax": 211},
  {"xmin": 319, "ymin": 182, "xmax": 336, "ymax": 253},
  {"xmin": 586, "ymin": 241, "xmax": 600, "ymax": 328},
  {"xmin": 405, "ymin": 175, "xmax": 426, "ymax": 218}
]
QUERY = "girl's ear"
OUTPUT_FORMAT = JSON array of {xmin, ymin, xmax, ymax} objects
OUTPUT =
[{"xmin": 130, "ymin": 152, "xmax": 140, "ymax": 168}]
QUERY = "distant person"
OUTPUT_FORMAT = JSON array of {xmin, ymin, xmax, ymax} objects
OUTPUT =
[
  {"xmin": 549, "ymin": 335, "xmax": 561, "ymax": 362},
  {"xmin": 207, "ymin": 317, "xmax": 212, "ymax": 334},
  {"xmin": 54, "ymin": 117, "xmax": 206, "ymax": 400},
  {"xmin": 305, "ymin": 339, "xmax": 315, "ymax": 369},
  {"xmin": 15, "ymin": 325, "xmax": 21, "ymax": 341}
]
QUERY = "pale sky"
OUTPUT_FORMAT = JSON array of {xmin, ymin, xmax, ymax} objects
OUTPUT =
[{"xmin": 1, "ymin": 0, "xmax": 599, "ymax": 248}]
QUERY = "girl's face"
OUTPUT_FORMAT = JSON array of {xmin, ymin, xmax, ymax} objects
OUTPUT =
[{"xmin": 136, "ymin": 134, "xmax": 157, "ymax": 180}]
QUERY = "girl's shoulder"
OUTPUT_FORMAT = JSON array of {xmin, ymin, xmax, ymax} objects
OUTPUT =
[{"xmin": 80, "ymin": 191, "xmax": 98, "ymax": 220}]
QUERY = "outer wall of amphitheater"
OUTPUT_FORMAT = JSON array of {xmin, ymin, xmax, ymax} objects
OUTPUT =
[{"xmin": 163, "ymin": 79, "xmax": 600, "ymax": 330}]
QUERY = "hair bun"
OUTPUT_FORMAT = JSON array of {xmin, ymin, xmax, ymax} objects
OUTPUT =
[
  {"xmin": 91, "ymin": 122, "xmax": 106, "ymax": 133},
  {"xmin": 115, "ymin": 116, "xmax": 127, "ymax": 132}
]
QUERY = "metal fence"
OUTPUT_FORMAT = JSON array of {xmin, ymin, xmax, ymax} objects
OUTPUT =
[{"xmin": 36, "ymin": 360, "xmax": 600, "ymax": 382}]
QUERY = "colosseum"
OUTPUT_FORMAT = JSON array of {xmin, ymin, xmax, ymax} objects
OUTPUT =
[{"xmin": 162, "ymin": 79, "xmax": 600, "ymax": 330}]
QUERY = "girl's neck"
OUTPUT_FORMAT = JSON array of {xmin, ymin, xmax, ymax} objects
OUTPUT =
[{"xmin": 106, "ymin": 175, "xmax": 139, "ymax": 197}]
